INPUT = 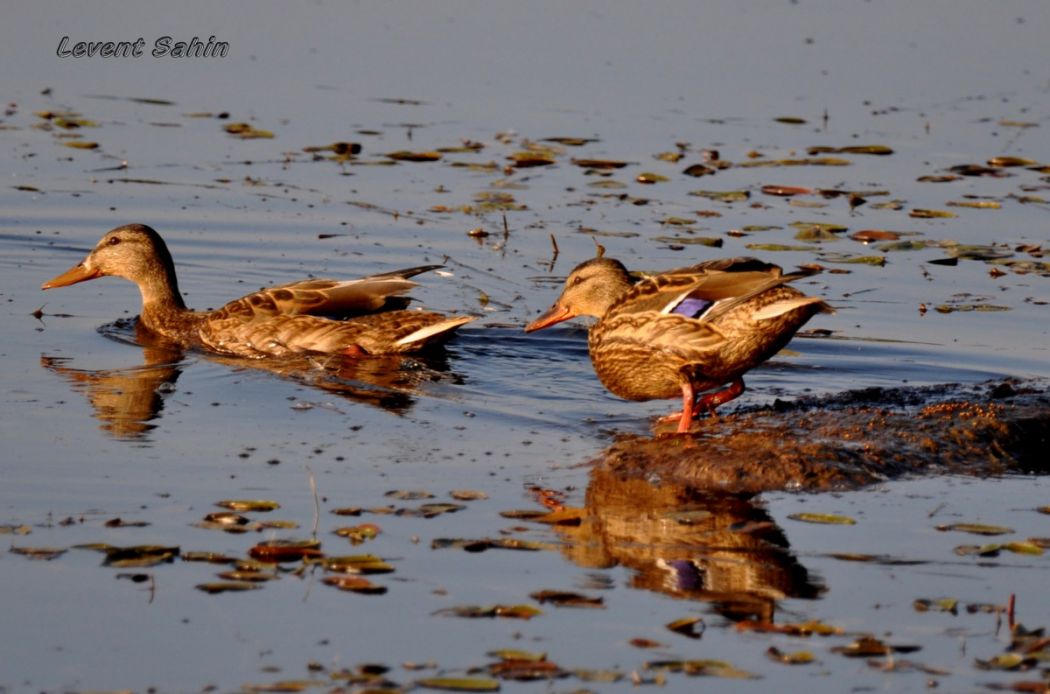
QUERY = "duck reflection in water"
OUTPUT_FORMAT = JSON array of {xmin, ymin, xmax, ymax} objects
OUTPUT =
[
  {"xmin": 547, "ymin": 463, "xmax": 823, "ymax": 624},
  {"xmin": 42, "ymin": 317, "xmax": 462, "ymax": 441}
]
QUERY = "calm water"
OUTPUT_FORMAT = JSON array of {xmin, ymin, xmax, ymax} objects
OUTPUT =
[{"xmin": 2, "ymin": 2, "xmax": 1049, "ymax": 692}]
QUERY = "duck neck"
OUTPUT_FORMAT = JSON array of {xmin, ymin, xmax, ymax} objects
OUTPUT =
[{"xmin": 136, "ymin": 261, "xmax": 191, "ymax": 332}]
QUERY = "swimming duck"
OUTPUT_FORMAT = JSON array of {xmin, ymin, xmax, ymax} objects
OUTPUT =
[
  {"xmin": 524, "ymin": 250, "xmax": 832, "ymax": 433},
  {"xmin": 42, "ymin": 224, "xmax": 474, "ymax": 357}
]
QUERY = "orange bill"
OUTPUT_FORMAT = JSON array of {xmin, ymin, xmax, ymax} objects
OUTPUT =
[
  {"xmin": 524, "ymin": 304, "xmax": 575, "ymax": 333},
  {"xmin": 41, "ymin": 263, "xmax": 101, "ymax": 290}
]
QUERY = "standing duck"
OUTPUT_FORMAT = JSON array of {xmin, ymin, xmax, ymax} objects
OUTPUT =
[
  {"xmin": 42, "ymin": 224, "xmax": 474, "ymax": 357},
  {"xmin": 524, "ymin": 249, "xmax": 832, "ymax": 433}
]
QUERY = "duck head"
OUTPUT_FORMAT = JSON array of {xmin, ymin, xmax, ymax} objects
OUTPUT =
[
  {"xmin": 525, "ymin": 256, "xmax": 633, "ymax": 332},
  {"xmin": 42, "ymin": 224, "xmax": 184, "ymax": 308}
]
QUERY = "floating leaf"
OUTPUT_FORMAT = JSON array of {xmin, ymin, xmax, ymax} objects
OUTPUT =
[
  {"xmin": 587, "ymin": 179, "xmax": 628, "ymax": 189},
  {"xmin": 807, "ymin": 145, "xmax": 893, "ymax": 156},
  {"xmin": 794, "ymin": 227, "xmax": 840, "ymax": 242},
  {"xmin": 735, "ymin": 157, "xmax": 851, "ymax": 168},
  {"xmin": 788, "ymin": 513, "xmax": 856, "ymax": 525},
  {"xmin": 435, "ymin": 604, "xmax": 542, "ymax": 620},
  {"xmin": 682, "ymin": 163, "xmax": 716, "ymax": 177},
  {"xmin": 762, "ymin": 184, "xmax": 813, "ymax": 196},
  {"xmin": 416, "ymin": 676, "xmax": 501, "ymax": 692},
  {"xmin": 851, "ymin": 230, "xmax": 901, "ymax": 243},
  {"xmin": 745, "ymin": 243, "xmax": 819, "ymax": 252},
  {"xmin": 954, "ymin": 543, "xmax": 1003, "ymax": 557},
  {"xmin": 487, "ymin": 656, "xmax": 566, "ymax": 680},
  {"xmin": 543, "ymin": 136, "xmax": 597, "ymax": 146},
  {"xmin": 946, "ymin": 244, "xmax": 1014, "ymax": 260},
  {"xmin": 103, "ymin": 545, "xmax": 179, "ymax": 567},
  {"xmin": 182, "ymin": 551, "xmax": 238, "ymax": 564},
  {"xmin": 988, "ymin": 155, "xmax": 1037, "ymax": 167},
  {"xmin": 918, "ymin": 174, "xmax": 962, "ymax": 183},
  {"xmin": 934, "ymin": 303, "xmax": 1011, "ymax": 313},
  {"xmin": 947, "ymin": 199, "xmax": 1001, "ymax": 209},
  {"xmin": 974, "ymin": 652, "xmax": 1027, "ymax": 671},
  {"xmin": 913, "ymin": 598, "xmax": 959, "ymax": 614},
  {"xmin": 572, "ymin": 158, "xmax": 628, "ymax": 169},
  {"xmin": 508, "ymin": 151, "xmax": 556, "ymax": 167},
  {"xmin": 217, "ymin": 570, "xmax": 277, "ymax": 583},
  {"xmin": 909, "ymin": 208, "xmax": 957, "ymax": 219},
  {"xmin": 216, "ymin": 499, "xmax": 280, "ymax": 512},
  {"xmin": 223, "ymin": 123, "xmax": 274, "ymax": 139},
  {"xmin": 249, "ymin": 539, "xmax": 322, "ymax": 562},
  {"xmin": 303, "ymin": 142, "xmax": 361, "ymax": 156},
  {"xmin": 196, "ymin": 581, "xmax": 262, "ymax": 594},
  {"xmin": 629, "ymin": 638, "xmax": 665, "ymax": 649},
  {"xmin": 666, "ymin": 616, "xmax": 705, "ymax": 639},
  {"xmin": 321, "ymin": 575, "xmax": 387, "ymax": 594},
  {"xmin": 488, "ymin": 649, "xmax": 548, "ymax": 662},
  {"xmin": 529, "ymin": 590, "xmax": 604, "ymax": 608},
  {"xmin": 10, "ymin": 546, "xmax": 66, "ymax": 560},
  {"xmin": 948, "ymin": 163, "xmax": 1010, "ymax": 177},
  {"xmin": 766, "ymin": 647, "xmax": 816, "ymax": 665},
  {"xmin": 0, "ymin": 525, "xmax": 32, "ymax": 535},
  {"xmin": 652, "ymin": 235, "xmax": 723, "ymax": 247},
  {"xmin": 333, "ymin": 524, "xmax": 381, "ymax": 543},
  {"xmin": 877, "ymin": 240, "xmax": 928, "ymax": 252},
  {"xmin": 636, "ymin": 172, "xmax": 668, "ymax": 184},
  {"xmin": 386, "ymin": 489, "xmax": 435, "ymax": 501},
  {"xmin": 774, "ymin": 116, "xmax": 807, "ymax": 124},
  {"xmin": 397, "ymin": 502, "xmax": 466, "ymax": 518},
  {"xmin": 689, "ymin": 189, "xmax": 749, "ymax": 202},
  {"xmin": 736, "ymin": 619, "xmax": 842, "ymax": 636},
  {"xmin": 320, "ymin": 554, "xmax": 395, "ymax": 574},
  {"xmin": 1004, "ymin": 541, "xmax": 1044, "ymax": 555},
  {"xmin": 937, "ymin": 522, "xmax": 1013, "ymax": 536},
  {"xmin": 62, "ymin": 140, "xmax": 99, "ymax": 150},
  {"xmin": 832, "ymin": 636, "xmax": 919, "ymax": 657},
  {"xmin": 818, "ymin": 253, "xmax": 886, "ymax": 266},
  {"xmin": 646, "ymin": 659, "xmax": 758, "ymax": 679},
  {"xmin": 386, "ymin": 150, "xmax": 442, "ymax": 162},
  {"xmin": 790, "ymin": 221, "xmax": 847, "ymax": 234},
  {"xmin": 449, "ymin": 489, "xmax": 488, "ymax": 501}
]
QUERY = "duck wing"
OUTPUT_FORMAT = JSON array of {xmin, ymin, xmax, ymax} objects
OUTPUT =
[
  {"xmin": 199, "ymin": 311, "xmax": 475, "ymax": 358},
  {"xmin": 609, "ymin": 258, "xmax": 790, "ymax": 320},
  {"xmin": 211, "ymin": 265, "xmax": 444, "ymax": 323}
]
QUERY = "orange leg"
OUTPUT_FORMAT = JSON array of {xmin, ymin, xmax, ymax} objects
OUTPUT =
[
  {"xmin": 343, "ymin": 344, "xmax": 368, "ymax": 357},
  {"xmin": 696, "ymin": 377, "xmax": 745, "ymax": 414},
  {"xmin": 676, "ymin": 380, "xmax": 696, "ymax": 433}
]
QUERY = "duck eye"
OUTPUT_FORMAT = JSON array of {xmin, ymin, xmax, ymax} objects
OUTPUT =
[
  {"xmin": 108, "ymin": 236, "xmax": 121, "ymax": 246},
  {"xmin": 571, "ymin": 275, "xmax": 584, "ymax": 286}
]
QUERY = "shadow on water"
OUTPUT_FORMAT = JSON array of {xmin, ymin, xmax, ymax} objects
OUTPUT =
[
  {"xmin": 551, "ymin": 466, "xmax": 824, "ymax": 624},
  {"xmin": 41, "ymin": 318, "xmax": 466, "ymax": 440}
]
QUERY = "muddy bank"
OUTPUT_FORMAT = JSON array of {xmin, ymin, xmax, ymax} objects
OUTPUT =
[{"xmin": 596, "ymin": 380, "xmax": 1050, "ymax": 493}]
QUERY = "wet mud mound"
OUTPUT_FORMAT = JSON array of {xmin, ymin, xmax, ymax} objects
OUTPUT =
[{"xmin": 597, "ymin": 380, "xmax": 1050, "ymax": 493}]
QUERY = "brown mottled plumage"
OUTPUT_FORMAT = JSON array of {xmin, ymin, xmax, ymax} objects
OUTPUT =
[
  {"xmin": 525, "ymin": 253, "xmax": 832, "ymax": 432},
  {"xmin": 42, "ymin": 224, "xmax": 474, "ymax": 357}
]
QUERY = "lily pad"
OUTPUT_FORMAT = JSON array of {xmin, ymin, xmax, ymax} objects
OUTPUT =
[
  {"xmin": 386, "ymin": 150, "xmax": 442, "ymax": 162},
  {"xmin": 689, "ymin": 189, "xmax": 749, "ymax": 202},
  {"xmin": 909, "ymin": 208, "xmax": 957, "ymax": 219},
  {"xmin": 788, "ymin": 513, "xmax": 857, "ymax": 525},
  {"xmin": 936, "ymin": 523, "xmax": 1013, "ymax": 536},
  {"xmin": 416, "ymin": 676, "xmax": 501, "ymax": 692},
  {"xmin": 321, "ymin": 575, "xmax": 387, "ymax": 594},
  {"xmin": 196, "ymin": 581, "xmax": 262, "ymax": 594},
  {"xmin": 216, "ymin": 499, "xmax": 280, "ymax": 512}
]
